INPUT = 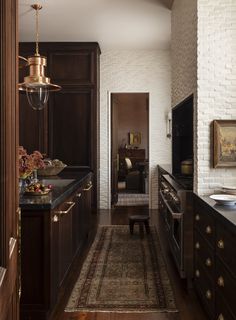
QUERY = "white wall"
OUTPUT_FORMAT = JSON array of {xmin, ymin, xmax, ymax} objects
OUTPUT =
[
  {"xmin": 171, "ymin": 0, "xmax": 197, "ymax": 107},
  {"xmin": 171, "ymin": 0, "xmax": 198, "ymax": 190},
  {"xmin": 99, "ymin": 50, "xmax": 171, "ymax": 209},
  {"xmin": 197, "ymin": 0, "xmax": 236, "ymax": 194},
  {"xmin": 172, "ymin": 0, "xmax": 236, "ymax": 195}
]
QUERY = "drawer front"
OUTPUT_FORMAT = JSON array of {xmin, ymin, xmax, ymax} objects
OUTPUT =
[
  {"xmin": 216, "ymin": 290, "xmax": 235, "ymax": 320},
  {"xmin": 216, "ymin": 223, "xmax": 236, "ymax": 278},
  {"xmin": 215, "ymin": 259, "xmax": 236, "ymax": 316},
  {"xmin": 194, "ymin": 256, "xmax": 215, "ymax": 319},
  {"xmin": 194, "ymin": 230, "xmax": 215, "ymax": 277},
  {"xmin": 194, "ymin": 208, "xmax": 215, "ymax": 247}
]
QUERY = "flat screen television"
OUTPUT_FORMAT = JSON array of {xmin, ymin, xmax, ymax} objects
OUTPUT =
[{"xmin": 172, "ymin": 94, "xmax": 193, "ymax": 175}]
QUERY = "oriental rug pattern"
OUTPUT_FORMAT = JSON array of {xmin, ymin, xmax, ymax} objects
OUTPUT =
[{"xmin": 65, "ymin": 225, "xmax": 177, "ymax": 313}]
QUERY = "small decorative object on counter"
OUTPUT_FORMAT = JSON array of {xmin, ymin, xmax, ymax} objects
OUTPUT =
[
  {"xmin": 24, "ymin": 182, "xmax": 51, "ymax": 196},
  {"xmin": 209, "ymin": 194, "xmax": 236, "ymax": 206},
  {"xmin": 221, "ymin": 185, "xmax": 236, "ymax": 195},
  {"xmin": 19, "ymin": 146, "xmax": 45, "ymax": 195},
  {"xmin": 181, "ymin": 159, "xmax": 193, "ymax": 175},
  {"xmin": 37, "ymin": 158, "xmax": 67, "ymax": 176}
]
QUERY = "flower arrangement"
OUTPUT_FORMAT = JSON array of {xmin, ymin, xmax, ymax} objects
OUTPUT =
[{"xmin": 19, "ymin": 146, "xmax": 45, "ymax": 179}]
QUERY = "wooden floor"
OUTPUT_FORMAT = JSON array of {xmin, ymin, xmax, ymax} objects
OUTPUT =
[{"xmin": 51, "ymin": 207, "xmax": 207, "ymax": 320}]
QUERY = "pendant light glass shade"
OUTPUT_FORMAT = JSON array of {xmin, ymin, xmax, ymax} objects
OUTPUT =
[
  {"xmin": 18, "ymin": 4, "xmax": 61, "ymax": 110},
  {"xmin": 26, "ymin": 87, "xmax": 49, "ymax": 111}
]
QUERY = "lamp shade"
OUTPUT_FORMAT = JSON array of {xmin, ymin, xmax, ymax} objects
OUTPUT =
[{"xmin": 18, "ymin": 5, "xmax": 61, "ymax": 110}]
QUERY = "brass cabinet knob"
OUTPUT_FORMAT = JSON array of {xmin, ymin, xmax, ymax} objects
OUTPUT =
[
  {"xmin": 195, "ymin": 214, "xmax": 200, "ymax": 221},
  {"xmin": 52, "ymin": 214, "xmax": 59, "ymax": 222},
  {"xmin": 195, "ymin": 242, "xmax": 200, "ymax": 249},
  {"xmin": 206, "ymin": 226, "xmax": 212, "ymax": 234},
  {"xmin": 217, "ymin": 240, "xmax": 224, "ymax": 249},
  {"xmin": 217, "ymin": 276, "xmax": 225, "ymax": 287},
  {"xmin": 218, "ymin": 314, "xmax": 224, "ymax": 320},
  {"xmin": 195, "ymin": 269, "xmax": 200, "ymax": 278},
  {"xmin": 206, "ymin": 290, "xmax": 212, "ymax": 300},
  {"xmin": 205, "ymin": 258, "xmax": 212, "ymax": 267},
  {"xmin": 76, "ymin": 192, "xmax": 81, "ymax": 198}
]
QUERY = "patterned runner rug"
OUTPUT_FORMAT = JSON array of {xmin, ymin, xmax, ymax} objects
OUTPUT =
[{"xmin": 65, "ymin": 225, "xmax": 177, "ymax": 313}]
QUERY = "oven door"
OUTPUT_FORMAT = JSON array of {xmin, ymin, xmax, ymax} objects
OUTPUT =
[{"xmin": 164, "ymin": 200, "xmax": 184, "ymax": 277}]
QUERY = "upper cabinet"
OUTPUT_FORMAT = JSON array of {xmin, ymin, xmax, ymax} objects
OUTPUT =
[{"xmin": 19, "ymin": 42, "xmax": 101, "ymax": 205}]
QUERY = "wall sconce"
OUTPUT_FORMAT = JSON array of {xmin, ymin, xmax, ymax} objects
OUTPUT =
[
  {"xmin": 166, "ymin": 111, "xmax": 172, "ymax": 138},
  {"xmin": 18, "ymin": 4, "xmax": 61, "ymax": 111}
]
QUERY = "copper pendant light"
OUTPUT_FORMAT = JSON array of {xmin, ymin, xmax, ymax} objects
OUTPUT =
[{"xmin": 19, "ymin": 4, "xmax": 61, "ymax": 110}]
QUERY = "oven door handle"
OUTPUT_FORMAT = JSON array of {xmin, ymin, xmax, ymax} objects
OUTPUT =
[{"xmin": 160, "ymin": 191, "xmax": 183, "ymax": 220}]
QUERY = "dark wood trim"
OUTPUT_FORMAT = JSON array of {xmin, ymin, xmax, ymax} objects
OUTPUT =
[{"xmin": 0, "ymin": 0, "xmax": 19, "ymax": 318}]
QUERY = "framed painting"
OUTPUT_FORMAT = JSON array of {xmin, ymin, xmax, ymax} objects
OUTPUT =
[
  {"xmin": 129, "ymin": 132, "xmax": 141, "ymax": 146},
  {"xmin": 213, "ymin": 120, "xmax": 236, "ymax": 167}
]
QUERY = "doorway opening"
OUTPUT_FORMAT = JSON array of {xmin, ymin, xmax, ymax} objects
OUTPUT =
[{"xmin": 111, "ymin": 93, "xmax": 149, "ymax": 207}]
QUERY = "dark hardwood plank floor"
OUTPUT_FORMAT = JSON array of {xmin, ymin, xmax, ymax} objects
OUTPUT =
[{"xmin": 51, "ymin": 207, "xmax": 207, "ymax": 320}]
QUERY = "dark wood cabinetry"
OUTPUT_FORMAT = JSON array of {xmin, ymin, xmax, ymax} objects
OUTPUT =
[
  {"xmin": 20, "ymin": 175, "xmax": 93, "ymax": 320},
  {"xmin": 193, "ymin": 195, "xmax": 236, "ymax": 320},
  {"xmin": 19, "ymin": 42, "xmax": 100, "ymax": 206}
]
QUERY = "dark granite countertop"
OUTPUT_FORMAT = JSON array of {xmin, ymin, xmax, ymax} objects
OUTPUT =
[
  {"xmin": 195, "ymin": 194, "xmax": 236, "ymax": 229},
  {"xmin": 20, "ymin": 169, "xmax": 92, "ymax": 211}
]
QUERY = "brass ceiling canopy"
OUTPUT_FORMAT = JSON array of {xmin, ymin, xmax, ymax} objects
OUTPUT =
[{"xmin": 18, "ymin": 4, "xmax": 61, "ymax": 110}]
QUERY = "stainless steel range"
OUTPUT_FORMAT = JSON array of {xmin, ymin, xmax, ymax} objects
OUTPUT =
[{"xmin": 158, "ymin": 165, "xmax": 193, "ymax": 283}]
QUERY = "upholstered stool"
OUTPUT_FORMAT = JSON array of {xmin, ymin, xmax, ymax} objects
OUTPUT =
[{"xmin": 129, "ymin": 215, "xmax": 150, "ymax": 235}]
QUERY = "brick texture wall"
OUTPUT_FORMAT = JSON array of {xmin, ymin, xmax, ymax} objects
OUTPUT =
[
  {"xmin": 171, "ymin": 0, "xmax": 198, "ymax": 190},
  {"xmin": 99, "ymin": 50, "xmax": 171, "ymax": 208},
  {"xmin": 171, "ymin": 0, "xmax": 197, "ymax": 107},
  {"xmin": 172, "ymin": 0, "xmax": 236, "ymax": 195},
  {"xmin": 197, "ymin": 0, "xmax": 236, "ymax": 194}
]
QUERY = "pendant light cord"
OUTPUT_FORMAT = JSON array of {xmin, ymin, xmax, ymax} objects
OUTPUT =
[{"xmin": 35, "ymin": 6, "xmax": 39, "ymax": 56}]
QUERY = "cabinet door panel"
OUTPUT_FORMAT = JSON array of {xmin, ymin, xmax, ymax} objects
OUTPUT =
[
  {"xmin": 49, "ymin": 51, "xmax": 94, "ymax": 85},
  {"xmin": 49, "ymin": 89, "xmax": 94, "ymax": 167},
  {"xmin": 19, "ymin": 94, "xmax": 48, "ymax": 154},
  {"xmin": 58, "ymin": 202, "xmax": 73, "ymax": 285}
]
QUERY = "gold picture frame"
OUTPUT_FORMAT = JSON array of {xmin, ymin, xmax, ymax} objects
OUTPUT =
[
  {"xmin": 129, "ymin": 132, "xmax": 141, "ymax": 145},
  {"xmin": 213, "ymin": 120, "xmax": 236, "ymax": 167}
]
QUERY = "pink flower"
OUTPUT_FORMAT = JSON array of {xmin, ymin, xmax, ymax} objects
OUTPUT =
[{"xmin": 19, "ymin": 147, "xmax": 45, "ymax": 178}]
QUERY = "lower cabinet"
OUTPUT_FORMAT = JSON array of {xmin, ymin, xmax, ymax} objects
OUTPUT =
[
  {"xmin": 193, "ymin": 194, "xmax": 236, "ymax": 320},
  {"xmin": 20, "ymin": 175, "xmax": 93, "ymax": 320}
]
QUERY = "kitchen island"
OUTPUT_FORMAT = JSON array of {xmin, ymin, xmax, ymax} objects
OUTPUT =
[
  {"xmin": 20, "ymin": 170, "xmax": 94, "ymax": 320},
  {"xmin": 193, "ymin": 193, "xmax": 236, "ymax": 320}
]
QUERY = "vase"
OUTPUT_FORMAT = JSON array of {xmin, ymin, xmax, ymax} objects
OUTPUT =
[
  {"xmin": 31, "ymin": 169, "xmax": 38, "ymax": 183},
  {"xmin": 19, "ymin": 178, "xmax": 27, "ymax": 196}
]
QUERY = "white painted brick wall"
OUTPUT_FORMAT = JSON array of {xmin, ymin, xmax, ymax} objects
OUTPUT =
[
  {"xmin": 99, "ymin": 50, "xmax": 171, "ymax": 209},
  {"xmin": 171, "ymin": 0, "xmax": 197, "ymax": 108},
  {"xmin": 171, "ymin": 0, "xmax": 198, "ymax": 191},
  {"xmin": 197, "ymin": 0, "xmax": 236, "ymax": 194}
]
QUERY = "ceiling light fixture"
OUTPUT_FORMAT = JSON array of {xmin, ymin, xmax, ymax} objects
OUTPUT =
[{"xmin": 18, "ymin": 4, "xmax": 61, "ymax": 111}]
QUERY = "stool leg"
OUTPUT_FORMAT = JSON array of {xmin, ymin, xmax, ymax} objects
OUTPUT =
[
  {"xmin": 129, "ymin": 221, "xmax": 135, "ymax": 234},
  {"xmin": 144, "ymin": 220, "xmax": 150, "ymax": 234}
]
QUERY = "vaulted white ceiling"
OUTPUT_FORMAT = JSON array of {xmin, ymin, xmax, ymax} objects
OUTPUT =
[{"xmin": 19, "ymin": 0, "xmax": 171, "ymax": 50}]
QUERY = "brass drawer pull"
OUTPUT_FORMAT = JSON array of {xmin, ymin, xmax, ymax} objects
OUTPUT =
[
  {"xmin": 195, "ymin": 214, "xmax": 200, "ymax": 221},
  {"xmin": 218, "ymin": 314, "xmax": 224, "ymax": 320},
  {"xmin": 76, "ymin": 192, "xmax": 82, "ymax": 198},
  {"xmin": 52, "ymin": 214, "xmax": 59, "ymax": 222},
  {"xmin": 205, "ymin": 258, "xmax": 212, "ymax": 267},
  {"xmin": 206, "ymin": 290, "xmax": 212, "ymax": 300},
  {"xmin": 195, "ymin": 269, "xmax": 200, "ymax": 278},
  {"xmin": 83, "ymin": 181, "xmax": 93, "ymax": 191},
  {"xmin": 217, "ymin": 276, "xmax": 225, "ymax": 287},
  {"xmin": 206, "ymin": 226, "xmax": 212, "ymax": 234},
  {"xmin": 195, "ymin": 242, "xmax": 200, "ymax": 249},
  {"xmin": 54, "ymin": 201, "xmax": 75, "ymax": 215},
  {"xmin": 217, "ymin": 240, "xmax": 224, "ymax": 249}
]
